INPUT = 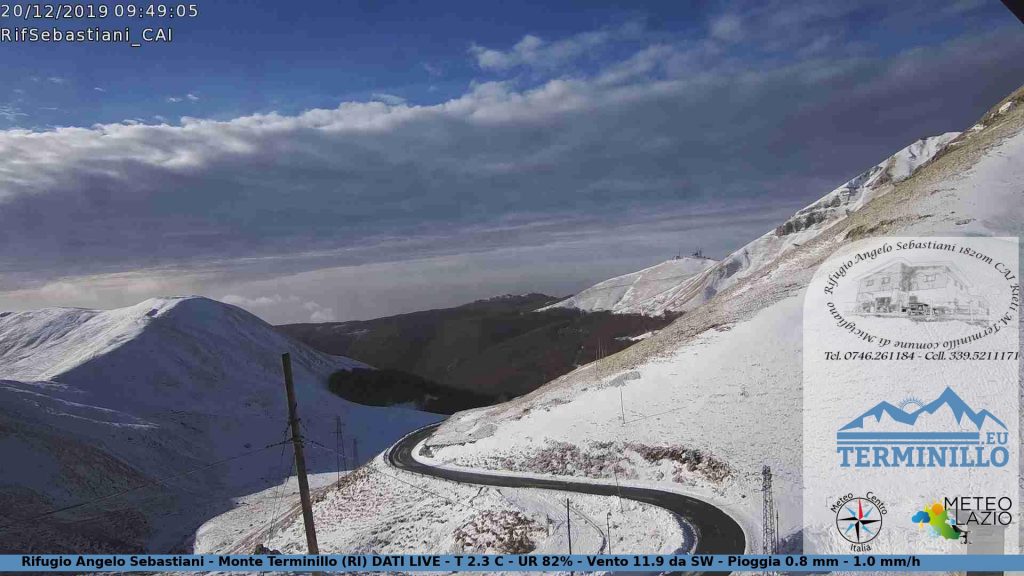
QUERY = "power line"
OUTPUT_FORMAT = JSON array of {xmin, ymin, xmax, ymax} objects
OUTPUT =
[
  {"xmin": 262, "ymin": 427, "xmax": 297, "ymax": 551},
  {"xmin": 0, "ymin": 437, "xmax": 292, "ymax": 533},
  {"xmin": 19, "ymin": 430, "xmax": 298, "ymax": 539}
]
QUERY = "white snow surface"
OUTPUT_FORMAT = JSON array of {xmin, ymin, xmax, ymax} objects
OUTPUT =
[
  {"xmin": 542, "ymin": 257, "xmax": 717, "ymax": 314},
  {"xmin": 0, "ymin": 296, "xmax": 438, "ymax": 552},
  {"xmin": 428, "ymin": 87, "xmax": 1024, "ymax": 554},
  {"xmin": 191, "ymin": 456, "xmax": 687, "ymax": 576}
]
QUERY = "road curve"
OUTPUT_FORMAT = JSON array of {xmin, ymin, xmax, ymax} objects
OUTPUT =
[{"xmin": 386, "ymin": 423, "xmax": 746, "ymax": 569}]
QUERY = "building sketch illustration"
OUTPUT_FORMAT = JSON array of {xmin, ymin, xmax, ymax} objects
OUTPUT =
[{"xmin": 852, "ymin": 259, "xmax": 990, "ymax": 321}]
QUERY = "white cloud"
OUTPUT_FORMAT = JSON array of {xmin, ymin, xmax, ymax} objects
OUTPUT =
[
  {"xmin": 47, "ymin": 77, "xmax": 67, "ymax": 85},
  {"xmin": 168, "ymin": 93, "xmax": 200, "ymax": 103},
  {"xmin": 596, "ymin": 44, "xmax": 677, "ymax": 85},
  {"xmin": 942, "ymin": 0, "xmax": 987, "ymax": 15},
  {"xmin": 0, "ymin": 13, "xmax": 1021, "ymax": 322},
  {"xmin": 423, "ymin": 62, "xmax": 443, "ymax": 78},
  {"xmin": 309, "ymin": 308, "xmax": 335, "ymax": 322},
  {"xmin": 709, "ymin": 14, "xmax": 744, "ymax": 43},
  {"xmin": 222, "ymin": 293, "xmax": 335, "ymax": 322},
  {"xmin": 469, "ymin": 21, "xmax": 643, "ymax": 72},
  {"xmin": 303, "ymin": 300, "xmax": 336, "ymax": 322},
  {"xmin": 94, "ymin": 87, "xmax": 106, "ymax": 93},
  {"xmin": 222, "ymin": 294, "xmax": 278, "ymax": 307},
  {"xmin": 371, "ymin": 92, "xmax": 406, "ymax": 106},
  {"xmin": 0, "ymin": 202, "xmax": 799, "ymax": 323},
  {"xmin": 0, "ymin": 105, "xmax": 26, "ymax": 122}
]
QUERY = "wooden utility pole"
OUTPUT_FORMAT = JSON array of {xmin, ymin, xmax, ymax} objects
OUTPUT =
[
  {"xmin": 335, "ymin": 416, "xmax": 342, "ymax": 483},
  {"xmin": 606, "ymin": 511, "xmax": 612, "ymax": 554},
  {"xmin": 611, "ymin": 468, "xmax": 624, "ymax": 512},
  {"xmin": 565, "ymin": 498, "xmax": 572, "ymax": 554},
  {"xmin": 282, "ymin": 353, "xmax": 320, "ymax": 555},
  {"xmin": 619, "ymin": 388, "xmax": 625, "ymax": 424}
]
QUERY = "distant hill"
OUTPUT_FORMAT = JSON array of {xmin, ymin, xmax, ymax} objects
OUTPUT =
[
  {"xmin": 547, "ymin": 134, "xmax": 959, "ymax": 317},
  {"xmin": 0, "ymin": 297, "xmax": 435, "ymax": 553},
  {"xmin": 541, "ymin": 256, "xmax": 717, "ymax": 313},
  {"xmin": 277, "ymin": 294, "xmax": 677, "ymax": 410}
]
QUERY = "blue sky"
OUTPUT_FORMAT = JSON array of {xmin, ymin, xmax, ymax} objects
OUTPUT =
[
  {"xmin": 3, "ymin": 1, "xmax": 1013, "ymax": 128},
  {"xmin": 1, "ymin": 0, "xmax": 1022, "ymax": 322}
]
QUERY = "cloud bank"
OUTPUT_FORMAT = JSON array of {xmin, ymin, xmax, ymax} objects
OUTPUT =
[{"xmin": 1, "ymin": 1, "xmax": 1022, "ymax": 322}]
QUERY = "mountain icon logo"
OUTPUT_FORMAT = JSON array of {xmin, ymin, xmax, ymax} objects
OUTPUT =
[
  {"xmin": 836, "ymin": 387, "xmax": 1011, "ymax": 468},
  {"xmin": 839, "ymin": 386, "xmax": 1007, "ymax": 434}
]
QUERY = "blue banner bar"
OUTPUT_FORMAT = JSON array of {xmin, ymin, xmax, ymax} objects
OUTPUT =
[{"xmin": 4, "ymin": 554, "xmax": 1024, "ymax": 572}]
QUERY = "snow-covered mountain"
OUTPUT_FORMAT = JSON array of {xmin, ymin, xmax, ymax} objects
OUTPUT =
[
  {"xmin": 541, "ymin": 257, "xmax": 717, "ymax": 314},
  {"xmin": 423, "ymin": 85, "xmax": 1024, "ymax": 553},
  {"xmin": 551, "ymin": 133, "xmax": 960, "ymax": 316},
  {"xmin": 0, "ymin": 297, "xmax": 437, "ymax": 553}
]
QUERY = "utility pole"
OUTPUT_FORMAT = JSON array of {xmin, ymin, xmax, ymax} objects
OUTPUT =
[
  {"xmin": 611, "ymin": 468, "xmax": 624, "ymax": 512},
  {"xmin": 606, "ymin": 511, "xmax": 613, "ymax": 554},
  {"xmin": 619, "ymin": 388, "xmax": 625, "ymax": 424},
  {"xmin": 565, "ymin": 498, "xmax": 573, "ymax": 554},
  {"xmin": 282, "ymin": 353, "xmax": 320, "ymax": 555},
  {"xmin": 762, "ymin": 465, "xmax": 778, "ymax": 556},
  {"xmin": 335, "ymin": 416, "xmax": 342, "ymax": 483}
]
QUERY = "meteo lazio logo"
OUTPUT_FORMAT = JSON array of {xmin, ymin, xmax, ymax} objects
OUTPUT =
[{"xmin": 837, "ymin": 387, "xmax": 1010, "ymax": 468}]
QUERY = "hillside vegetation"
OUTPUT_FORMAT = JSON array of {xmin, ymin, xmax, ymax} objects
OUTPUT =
[{"xmin": 279, "ymin": 294, "xmax": 677, "ymax": 411}]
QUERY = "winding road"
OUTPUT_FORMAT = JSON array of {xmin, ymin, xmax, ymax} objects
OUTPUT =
[{"xmin": 386, "ymin": 423, "xmax": 746, "ymax": 571}]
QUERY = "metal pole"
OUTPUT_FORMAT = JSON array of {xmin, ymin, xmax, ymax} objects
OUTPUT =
[{"xmin": 282, "ymin": 353, "xmax": 320, "ymax": 555}]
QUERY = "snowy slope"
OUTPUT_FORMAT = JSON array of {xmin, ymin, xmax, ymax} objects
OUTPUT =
[
  {"xmin": 0, "ymin": 297, "xmax": 437, "ymax": 553},
  {"xmin": 194, "ymin": 455, "xmax": 688, "ymax": 570},
  {"xmin": 425, "ymin": 86, "xmax": 1024, "ymax": 553},
  {"xmin": 551, "ymin": 133, "xmax": 960, "ymax": 316},
  {"xmin": 541, "ymin": 257, "xmax": 717, "ymax": 314}
]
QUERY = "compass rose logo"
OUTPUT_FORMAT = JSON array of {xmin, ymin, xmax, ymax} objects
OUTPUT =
[{"xmin": 835, "ymin": 496, "xmax": 883, "ymax": 544}]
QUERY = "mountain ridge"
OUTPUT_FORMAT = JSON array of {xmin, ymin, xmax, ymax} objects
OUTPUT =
[
  {"xmin": 423, "ymin": 84, "xmax": 1024, "ymax": 555},
  {"xmin": 0, "ymin": 295, "xmax": 436, "ymax": 553},
  {"xmin": 550, "ymin": 132, "xmax": 961, "ymax": 316}
]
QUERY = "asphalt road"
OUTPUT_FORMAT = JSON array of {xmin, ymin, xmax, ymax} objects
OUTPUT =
[{"xmin": 386, "ymin": 423, "xmax": 746, "ymax": 571}]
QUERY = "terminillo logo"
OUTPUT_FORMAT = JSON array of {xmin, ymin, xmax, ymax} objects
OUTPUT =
[{"xmin": 837, "ymin": 387, "xmax": 1009, "ymax": 468}]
